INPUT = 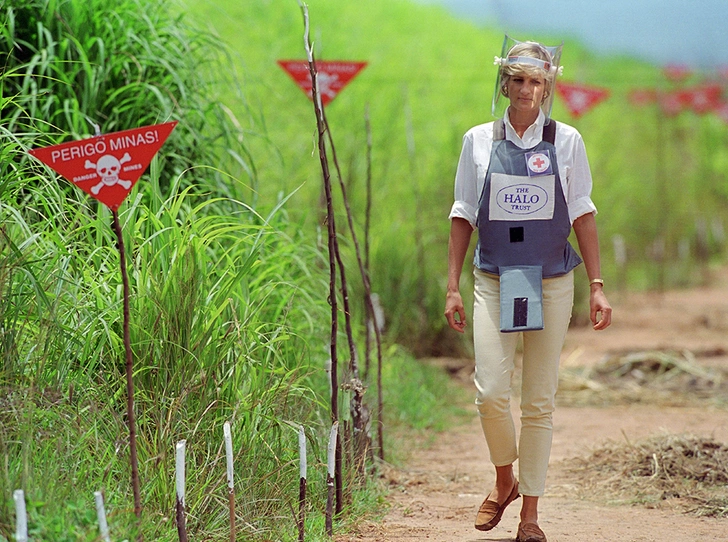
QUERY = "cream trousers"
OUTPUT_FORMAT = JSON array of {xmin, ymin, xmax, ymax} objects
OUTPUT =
[{"xmin": 472, "ymin": 269, "xmax": 574, "ymax": 497}]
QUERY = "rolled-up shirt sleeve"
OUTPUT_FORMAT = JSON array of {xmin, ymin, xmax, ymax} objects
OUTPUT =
[
  {"xmin": 563, "ymin": 130, "xmax": 597, "ymax": 223},
  {"xmin": 449, "ymin": 121, "xmax": 596, "ymax": 226},
  {"xmin": 448, "ymin": 131, "xmax": 480, "ymax": 228}
]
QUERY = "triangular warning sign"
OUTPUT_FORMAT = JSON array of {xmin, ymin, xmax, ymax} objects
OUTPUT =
[
  {"xmin": 29, "ymin": 121, "xmax": 177, "ymax": 210},
  {"xmin": 658, "ymin": 90, "xmax": 684, "ymax": 116},
  {"xmin": 663, "ymin": 64, "xmax": 692, "ymax": 82},
  {"xmin": 556, "ymin": 82, "xmax": 610, "ymax": 118},
  {"xmin": 277, "ymin": 60, "xmax": 367, "ymax": 106},
  {"xmin": 682, "ymin": 84, "xmax": 722, "ymax": 114}
]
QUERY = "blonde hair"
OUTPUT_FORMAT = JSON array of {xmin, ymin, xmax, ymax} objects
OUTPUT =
[{"xmin": 499, "ymin": 42, "xmax": 555, "ymax": 101}]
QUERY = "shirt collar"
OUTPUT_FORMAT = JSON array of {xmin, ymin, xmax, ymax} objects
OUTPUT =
[{"xmin": 504, "ymin": 109, "xmax": 546, "ymax": 147}]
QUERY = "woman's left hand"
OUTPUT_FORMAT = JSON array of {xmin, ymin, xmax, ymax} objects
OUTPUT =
[{"xmin": 590, "ymin": 287, "xmax": 612, "ymax": 330}]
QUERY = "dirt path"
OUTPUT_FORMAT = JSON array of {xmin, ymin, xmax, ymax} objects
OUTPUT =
[{"xmin": 339, "ymin": 271, "xmax": 728, "ymax": 542}]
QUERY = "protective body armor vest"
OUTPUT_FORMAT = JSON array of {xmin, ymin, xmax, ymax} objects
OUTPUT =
[{"xmin": 475, "ymin": 119, "xmax": 582, "ymax": 277}]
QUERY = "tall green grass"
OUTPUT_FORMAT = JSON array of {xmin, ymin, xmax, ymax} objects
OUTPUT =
[
  {"xmin": 0, "ymin": 157, "xmax": 466, "ymax": 538},
  {"xmin": 1, "ymin": 0, "xmax": 327, "ymax": 539},
  {"xmin": 0, "ymin": 103, "xmax": 333, "ymax": 538},
  {"xmin": 0, "ymin": 135, "xmax": 347, "ymax": 539},
  {"xmin": 1, "ymin": 0, "xmax": 255, "ymax": 200},
  {"xmin": 1, "ymin": 0, "xmax": 474, "ymax": 539}
]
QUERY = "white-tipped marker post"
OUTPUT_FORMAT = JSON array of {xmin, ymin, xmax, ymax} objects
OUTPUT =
[
  {"xmin": 298, "ymin": 425, "xmax": 307, "ymax": 541},
  {"xmin": 14, "ymin": 490, "xmax": 28, "ymax": 542},
  {"xmin": 175, "ymin": 440, "xmax": 188, "ymax": 542},
  {"xmin": 325, "ymin": 421, "xmax": 338, "ymax": 536},
  {"xmin": 223, "ymin": 422, "xmax": 236, "ymax": 542},
  {"xmin": 94, "ymin": 491, "xmax": 111, "ymax": 542}
]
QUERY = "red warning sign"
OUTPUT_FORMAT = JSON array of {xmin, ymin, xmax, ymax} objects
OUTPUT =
[
  {"xmin": 556, "ymin": 82, "xmax": 610, "ymax": 118},
  {"xmin": 681, "ymin": 84, "xmax": 722, "ymax": 115},
  {"xmin": 277, "ymin": 60, "xmax": 367, "ymax": 106},
  {"xmin": 29, "ymin": 121, "xmax": 177, "ymax": 210},
  {"xmin": 663, "ymin": 64, "xmax": 692, "ymax": 82}
]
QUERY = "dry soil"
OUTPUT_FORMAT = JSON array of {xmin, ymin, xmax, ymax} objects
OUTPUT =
[{"xmin": 338, "ymin": 269, "xmax": 728, "ymax": 542}]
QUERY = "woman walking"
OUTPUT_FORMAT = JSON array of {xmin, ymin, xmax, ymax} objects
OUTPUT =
[{"xmin": 444, "ymin": 36, "xmax": 612, "ymax": 542}]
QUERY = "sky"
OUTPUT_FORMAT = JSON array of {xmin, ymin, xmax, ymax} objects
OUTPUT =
[{"xmin": 413, "ymin": 0, "xmax": 728, "ymax": 71}]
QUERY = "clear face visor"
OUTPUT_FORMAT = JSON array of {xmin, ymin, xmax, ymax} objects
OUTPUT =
[{"xmin": 491, "ymin": 35, "xmax": 564, "ymax": 124}]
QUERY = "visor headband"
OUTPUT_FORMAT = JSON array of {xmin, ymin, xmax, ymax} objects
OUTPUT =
[{"xmin": 494, "ymin": 55, "xmax": 563, "ymax": 76}]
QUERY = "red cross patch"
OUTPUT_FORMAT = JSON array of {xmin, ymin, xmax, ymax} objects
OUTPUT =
[{"xmin": 525, "ymin": 151, "xmax": 552, "ymax": 177}]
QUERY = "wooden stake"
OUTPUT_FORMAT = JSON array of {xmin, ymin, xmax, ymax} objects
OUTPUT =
[
  {"xmin": 223, "ymin": 422, "xmax": 236, "ymax": 542},
  {"xmin": 112, "ymin": 210, "xmax": 142, "ymax": 537},
  {"xmin": 363, "ymin": 104, "xmax": 373, "ymax": 382},
  {"xmin": 13, "ymin": 489, "xmax": 28, "ymax": 542},
  {"xmin": 362, "ymin": 106, "xmax": 385, "ymax": 463},
  {"xmin": 298, "ymin": 425, "xmax": 307, "ymax": 542},
  {"xmin": 298, "ymin": 1, "xmax": 344, "ymax": 515},
  {"xmin": 175, "ymin": 440, "xmax": 188, "ymax": 542},
  {"xmin": 318, "ymin": 50, "xmax": 385, "ymax": 467},
  {"xmin": 94, "ymin": 491, "xmax": 111, "ymax": 542}
]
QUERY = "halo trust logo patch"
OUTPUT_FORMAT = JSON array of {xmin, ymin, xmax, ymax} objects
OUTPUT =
[
  {"xmin": 489, "ymin": 173, "xmax": 556, "ymax": 221},
  {"xmin": 496, "ymin": 183, "xmax": 549, "ymax": 215}
]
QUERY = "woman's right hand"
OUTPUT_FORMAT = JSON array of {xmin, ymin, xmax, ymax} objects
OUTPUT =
[
  {"xmin": 445, "ymin": 289, "xmax": 467, "ymax": 333},
  {"xmin": 445, "ymin": 217, "xmax": 473, "ymax": 334}
]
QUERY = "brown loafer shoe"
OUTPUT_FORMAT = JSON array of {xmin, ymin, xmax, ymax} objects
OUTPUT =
[
  {"xmin": 474, "ymin": 481, "xmax": 520, "ymax": 531},
  {"xmin": 516, "ymin": 522, "xmax": 547, "ymax": 542}
]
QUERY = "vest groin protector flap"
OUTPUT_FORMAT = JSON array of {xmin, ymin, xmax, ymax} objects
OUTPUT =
[{"xmin": 499, "ymin": 265, "xmax": 544, "ymax": 332}]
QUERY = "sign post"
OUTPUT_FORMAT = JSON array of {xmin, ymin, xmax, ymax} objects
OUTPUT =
[{"xmin": 29, "ymin": 121, "xmax": 178, "ymax": 535}]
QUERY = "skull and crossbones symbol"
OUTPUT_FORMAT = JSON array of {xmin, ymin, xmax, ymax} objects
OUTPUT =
[
  {"xmin": 317, "ymin": 72, "xmax": 340, "ymax": 100},
  {"xmin": 85, "ymin": 153, "xmax": 132, "ymax": 194}
]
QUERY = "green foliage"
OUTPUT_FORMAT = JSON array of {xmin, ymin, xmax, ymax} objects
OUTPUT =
[
  {"xmin": 382, "ymin": 345, "xmax": 469, "ymax": 435},
  {"xmin": 1, "ymin": 0, "xmax": 469, "ymax": 539},
  {"xmin": 0, "ymin": 0, "xmax": 332, "ymax": 538},
  {"xmin": 0, "ymin": 115, "xmax": 333, "ymax": 538},
  {"xmin": 182, "ymin": 0, "xmax": 503, "ymax": 355},
  {"xmin": 1, "ymin": 0, "xmax": 255, "ymax": 198},
  {"xmin": 184, "ymin": 0, "xmax": 728, "ymax": 352}
]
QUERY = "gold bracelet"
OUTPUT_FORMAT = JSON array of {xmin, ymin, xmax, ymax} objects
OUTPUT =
[{"xmin": 590, "ymin": 278, "xmax": 604, "ymax": 286}]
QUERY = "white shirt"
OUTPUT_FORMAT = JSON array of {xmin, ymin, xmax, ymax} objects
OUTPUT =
[{"xmin": 449, "ymin": 110, "xmax": 596, "ymax": 227}]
